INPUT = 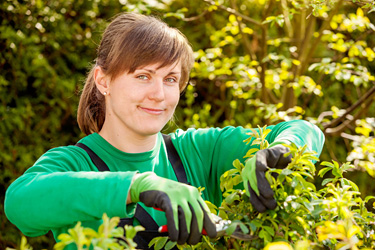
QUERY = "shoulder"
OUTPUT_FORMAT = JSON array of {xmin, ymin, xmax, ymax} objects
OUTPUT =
[
  {"xmin": 168, "ymin": 126, "xmax": 253, "ymax": 147},
  {"xmin": 30, "ymin": 144, "xmax": 93, "ymax": 172}
]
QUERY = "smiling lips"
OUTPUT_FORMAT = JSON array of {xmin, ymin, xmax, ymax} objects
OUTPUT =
[{"xmin": 139, "ymin": 106, "xmax": 166, "ymax": 115}]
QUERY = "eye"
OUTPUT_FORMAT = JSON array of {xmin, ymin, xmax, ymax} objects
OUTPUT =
[
  {"xmin": 136, "ymin": 74, "xmax": 149, "ymax": 80},
  {"xmin": 164, "ymin": 77, "xmax": 178, "ymax": 84}
]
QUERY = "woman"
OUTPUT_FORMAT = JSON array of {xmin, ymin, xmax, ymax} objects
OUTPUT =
[{"xmin": 5, "ymin": 12, "xmax": 325, "ymax": 249}]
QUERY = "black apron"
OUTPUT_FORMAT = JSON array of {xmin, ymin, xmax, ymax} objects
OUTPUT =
[{"xmin": 76, "ymin": 134, "xmax": 188, "ymax": 249}]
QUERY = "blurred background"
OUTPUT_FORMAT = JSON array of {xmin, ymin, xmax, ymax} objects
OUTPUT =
[{"xmin": 1, "ymin": 0, "xmax": 374, "ymax": 248}]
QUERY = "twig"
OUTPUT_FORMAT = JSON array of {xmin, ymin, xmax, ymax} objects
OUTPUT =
[
  {"xmin": 325, "ymin": 136, "xmax": 339, "ymax": 162},
  {"xmin": 183, "ymin": 9, "xmax": 208, "ymax": 21},
  {"xmin": 318, "ymin": 111, "xmax": 334, "ymax": 123},
  {"xmin": 280, "ymin": 0, "xmax": 293, "ymax": 38},
  {"xmin": 340, "ymin": 132, "xmax": 360, "ymax": 141},
  {"xmin": 325, "ymin": 105, "xmax": 364, "ymax": 135},
  {"xmin": 266, "ymin": 88, "xmax": 279, "ymax": 104},
  {"xmin": 299, "ymin": 0, "xmax": 344, "ymax": 75},
  {"xmin": 325, "ymin": 93, "xmax": 375, "ymax": 135},
  {"xmin": 202, "ymin": 0, "xmax": 263, "ymax": 26},
  {"xmin": 323, "ymin": 83, "xmax": 375, "ymax": 130},
  {"xmin": 259, "ymin": 0, "xmax": 274, "ymax": 104},
  {"xmin": 230, "ymin": 0, "xmax": 257, "ymax": 62}
]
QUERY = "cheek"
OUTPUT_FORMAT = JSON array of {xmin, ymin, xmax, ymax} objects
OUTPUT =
[{"xmin": 170, "ymin": 89, "xmax": 180, "ymax": 107}]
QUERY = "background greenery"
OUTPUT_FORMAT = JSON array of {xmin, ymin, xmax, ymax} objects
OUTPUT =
[{"xmin": 1, "ymin": 0, "xmax": 374, "ymax": 248}]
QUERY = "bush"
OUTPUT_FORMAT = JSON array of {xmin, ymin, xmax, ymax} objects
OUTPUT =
[{"xmin": 149, "ymin": 127, "xmax": 375, "ymax": 249}]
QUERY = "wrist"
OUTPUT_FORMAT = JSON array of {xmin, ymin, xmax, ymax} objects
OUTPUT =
[
  {"xmin": 268, "ymin": 140, "xmax": 290, "ymax": 148},
  {"xmin": 129, "ymin": 172, "xmax": 155, "ymax": 203}
]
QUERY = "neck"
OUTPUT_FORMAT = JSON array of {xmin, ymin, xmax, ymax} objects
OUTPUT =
[{"xmin": 98, "ymin": 123, "xmax": 158, "ymax": 153}]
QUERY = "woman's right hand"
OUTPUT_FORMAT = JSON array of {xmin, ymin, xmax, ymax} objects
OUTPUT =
[{"xmin": 130, "ymin": 172, "xmax": 217, "ymax": 245}]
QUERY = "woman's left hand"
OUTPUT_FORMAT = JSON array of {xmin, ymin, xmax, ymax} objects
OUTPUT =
[{"xmin": 241, "ymin": 145, "xmax": 292, "ymax": 212}]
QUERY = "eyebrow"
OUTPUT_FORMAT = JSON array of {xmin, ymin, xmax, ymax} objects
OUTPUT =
[{"xmin": 137, "ymin": 68, "xmax": 181, "ymax": 75}]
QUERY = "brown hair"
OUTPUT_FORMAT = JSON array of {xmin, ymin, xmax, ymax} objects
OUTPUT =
[{"xmin": 77, "ymin": 12, "xmax": 194, "ymax": 135}]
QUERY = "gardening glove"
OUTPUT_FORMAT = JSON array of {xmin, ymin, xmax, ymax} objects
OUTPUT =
[
  {"xmin": 130, "ymin": 172, "xmax": 217, "ymax": 245},
  {"xmin": 241, "ymin": 144, "xmax": 292, "ymax": 212}
]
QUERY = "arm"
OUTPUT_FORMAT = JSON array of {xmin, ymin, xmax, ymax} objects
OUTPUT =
[
  {"xmin": 265, "ymin": 119, "xmax": 325, "ymax": 157},
  {"xmin": 170, "ymin": 120, "xmax": 324, "ymax": 206},
  {"xmin": 4, "ymin": 146, "xmax": 136, "ymax": 237},
  {"xmin": 243, "ymin": 120, "xmax": 325, "ymax": 211}
]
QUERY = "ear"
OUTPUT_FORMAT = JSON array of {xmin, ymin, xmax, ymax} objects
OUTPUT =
[{"xmin": 94, "ymin": 66, "xmax": 110, "ymax": 95}]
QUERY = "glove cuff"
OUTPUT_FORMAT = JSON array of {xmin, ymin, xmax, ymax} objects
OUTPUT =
[
  {"xmin": 268, "ymin": 140, "xmax": 290, "ymax": 148},
  {"xmin": 130, "ymin": 172, "xmax": 155, "ymax": 203}
]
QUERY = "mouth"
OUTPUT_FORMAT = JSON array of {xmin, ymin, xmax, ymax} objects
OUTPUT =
[{"xmin": 139, "ymin": 106, "xmax": 166, "ymax": 115}]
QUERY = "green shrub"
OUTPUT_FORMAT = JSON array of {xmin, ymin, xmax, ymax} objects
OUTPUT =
[{"xmin": 149, "ymin": 126, "xmax": 375, "ymax": 250}]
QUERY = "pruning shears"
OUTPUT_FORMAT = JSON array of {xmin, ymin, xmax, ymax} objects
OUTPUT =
[{"xmin": 158, "ymin": 212, "xmax": 257, "ymax": 241}]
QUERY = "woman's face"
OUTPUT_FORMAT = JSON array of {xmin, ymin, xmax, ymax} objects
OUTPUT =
[{"xmin": 103, "ymin": 62, "xmax": 181, "ymax": 138}]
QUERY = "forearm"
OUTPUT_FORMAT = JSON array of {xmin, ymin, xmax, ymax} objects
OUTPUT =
[
  {"xmin": 5, "ymin": 171, "xmax": 136, "ymax": 236},
  {"xmin": 267, "ymin": 120, "xmax": 325, "ymax": 156}
]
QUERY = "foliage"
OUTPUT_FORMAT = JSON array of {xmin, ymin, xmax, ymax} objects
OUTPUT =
[
  {"xmin": 149, "ymin": 126, "xmax": 375, "ymax": 249},
  {"xmin": 2, "ymin": 0, "xmax": 375, "ymax": 249},
  {"xmin": 6, "ymin": 214, "xmax": 144, "ymax": 250}
]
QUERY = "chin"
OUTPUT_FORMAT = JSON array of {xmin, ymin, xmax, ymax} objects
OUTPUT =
[
  {"xmin": 139, "ymin": 126, "xmax": 165, "ymax": 136},
  {"xmin": 136, "ymin": 119, "xmax": 170, "ymax": 136}
]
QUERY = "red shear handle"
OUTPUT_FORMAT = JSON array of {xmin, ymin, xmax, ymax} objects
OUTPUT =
[{"xmin": 158, "ymin": 225, "xmax": 208, "ymax": 235}]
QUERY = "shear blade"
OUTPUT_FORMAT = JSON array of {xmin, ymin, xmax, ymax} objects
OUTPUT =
[{"xmin": 211, "ymin": 214, "xmax": 257, "ymax": 241}]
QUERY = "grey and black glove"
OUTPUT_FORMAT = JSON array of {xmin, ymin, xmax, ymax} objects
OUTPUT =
[
  {"xmin": 241, "ymin": 144, "xmax": 292, "ymax": 212},
  {"xmin": 130, "ymin": 172, "xmax": 217, "ymax": 245}
]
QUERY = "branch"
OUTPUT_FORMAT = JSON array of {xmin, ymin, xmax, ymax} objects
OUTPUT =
[
  {"xmin": 340, "ymin": 132, "xmax": 361, "ymax": 141},
  {"xmin": 183, "ymin": 9, "xmax": 208, "ymax": 21},
  {"xmin": 280, "ymin": 0, "xmax": 293, "ymax": 38},
  {"xmin": 323, "ymin": 83, "xmax": 375, "ymax": 130},
  {"xmin": 324, "ymin": 104, "xmax": 364, "ymax": 135},
  {"xmin": 202, "ymin": 0, "xmax": 263, "ymax": 26},
  {"xmin": 299, "ymin": 0, "xmax": 344, "ymax": 75},
  {"xmin": 230, "ymin": 0, "xmax": 257, "ymax": 61},
  {"xmin": 259, "ymin": 0, "xmax": 274, "ymax": 104},
  {"xmin": 266, "ymin": 88, "xmax": 279, "ymax": 104},
  {"xmin": 324, "ymin": 135, "xmax": 340, "ymax": 162}
]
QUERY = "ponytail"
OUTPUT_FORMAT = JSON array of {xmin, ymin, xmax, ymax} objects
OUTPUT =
[{"xmin": 77, "ymin": 67, "xmax": 106, "ymax": 135}]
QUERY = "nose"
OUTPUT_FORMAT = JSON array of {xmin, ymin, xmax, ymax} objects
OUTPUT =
[{"xmin": 149, "ymin": 79, "xmax": 165, "ymax": 102}]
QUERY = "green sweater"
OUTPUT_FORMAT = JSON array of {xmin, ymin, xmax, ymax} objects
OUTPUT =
[{"xmin": 5, "ymin": 120, "xmax": 324, "ymax": 241}]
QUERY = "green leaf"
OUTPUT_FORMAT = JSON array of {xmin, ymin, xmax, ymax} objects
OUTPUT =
[
  {"xmin": 322, "ymin": 178, "xmax": 334, "ymax": 186},
  {"xmin": 225, "ymin": 222, "xmax": 239, "ymax": 236},
  {"xmin": 165, "ymin": 240, "xmax": 177, "ymax": 250},
  {"xmin": 303, "ymin": 201, "xmax": 314, "ymax": 212},
  {"xmin": 259, "ymin": 229, "xmax": 272, "ymax": 243},
  {"xmin": 154, "ymin": 237, "xmax": 168, "ymax": 250},
  {"xmin": 365, "ymin": 196, "xmax": 375, "ymax": 203},
  {"xmin": 281, "ymin": 169, "xmax": 294, "ymax": 176},
  {"xmin": 54, "ymin": 242, "xmax": 68, "ymax": 250},
  {"xmin": 148, "ymin": 237, "xmax": 161, "ymax": 248},
  {"xmin": 125, "ymin": 225, "xmax": 137, "ymax": 239},
  {"xmin": 232, "ymin": 175, "xmax": 243, "ymax": 186},
  {"xmin": 318, "ymin": 167, "xmax": 331, "ymax": 177},
  {"xmin": 57, "ymin": 233, "xmax": 73, "ymax": 242},
  {"xmin": 320, "ymin": 161, "xmax": 335, "ymax": 168},
  {"xmin": 232, "ymin": 159, "xmax": 242, "ymax": 170},
  {"xmin": 243, "ymin": 148, "xmax": 259, "ymax": 158},
  {"xmin": 332, "ymin": 166, "xmax": 343, "ymax": 178},
  {"xmin": 342, "ymin": 178, "xmax": 359, "ymax": 192},
  {"xmin": 225, "ymin": 192, "xmax": 239, "ymax": 205},
  {"xmin": 263, "ymin": 226, "xmax": 275, "ymax": 236},
  {"xmin": 239, "ymin": 222, "xmax": 249, "ymax": 234}
]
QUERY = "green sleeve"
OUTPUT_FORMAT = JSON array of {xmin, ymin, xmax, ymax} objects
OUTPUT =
[
  {"xmin": 4, "ymin": 146, "xmax": 136, "ymax": 237},
  {"xmin": 265, "ymin": 119, "xmax": 325, "ymax": 154},
  {"xmin": 171, "ymin": 120, "xmax": 324, "ymax": 206}
]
